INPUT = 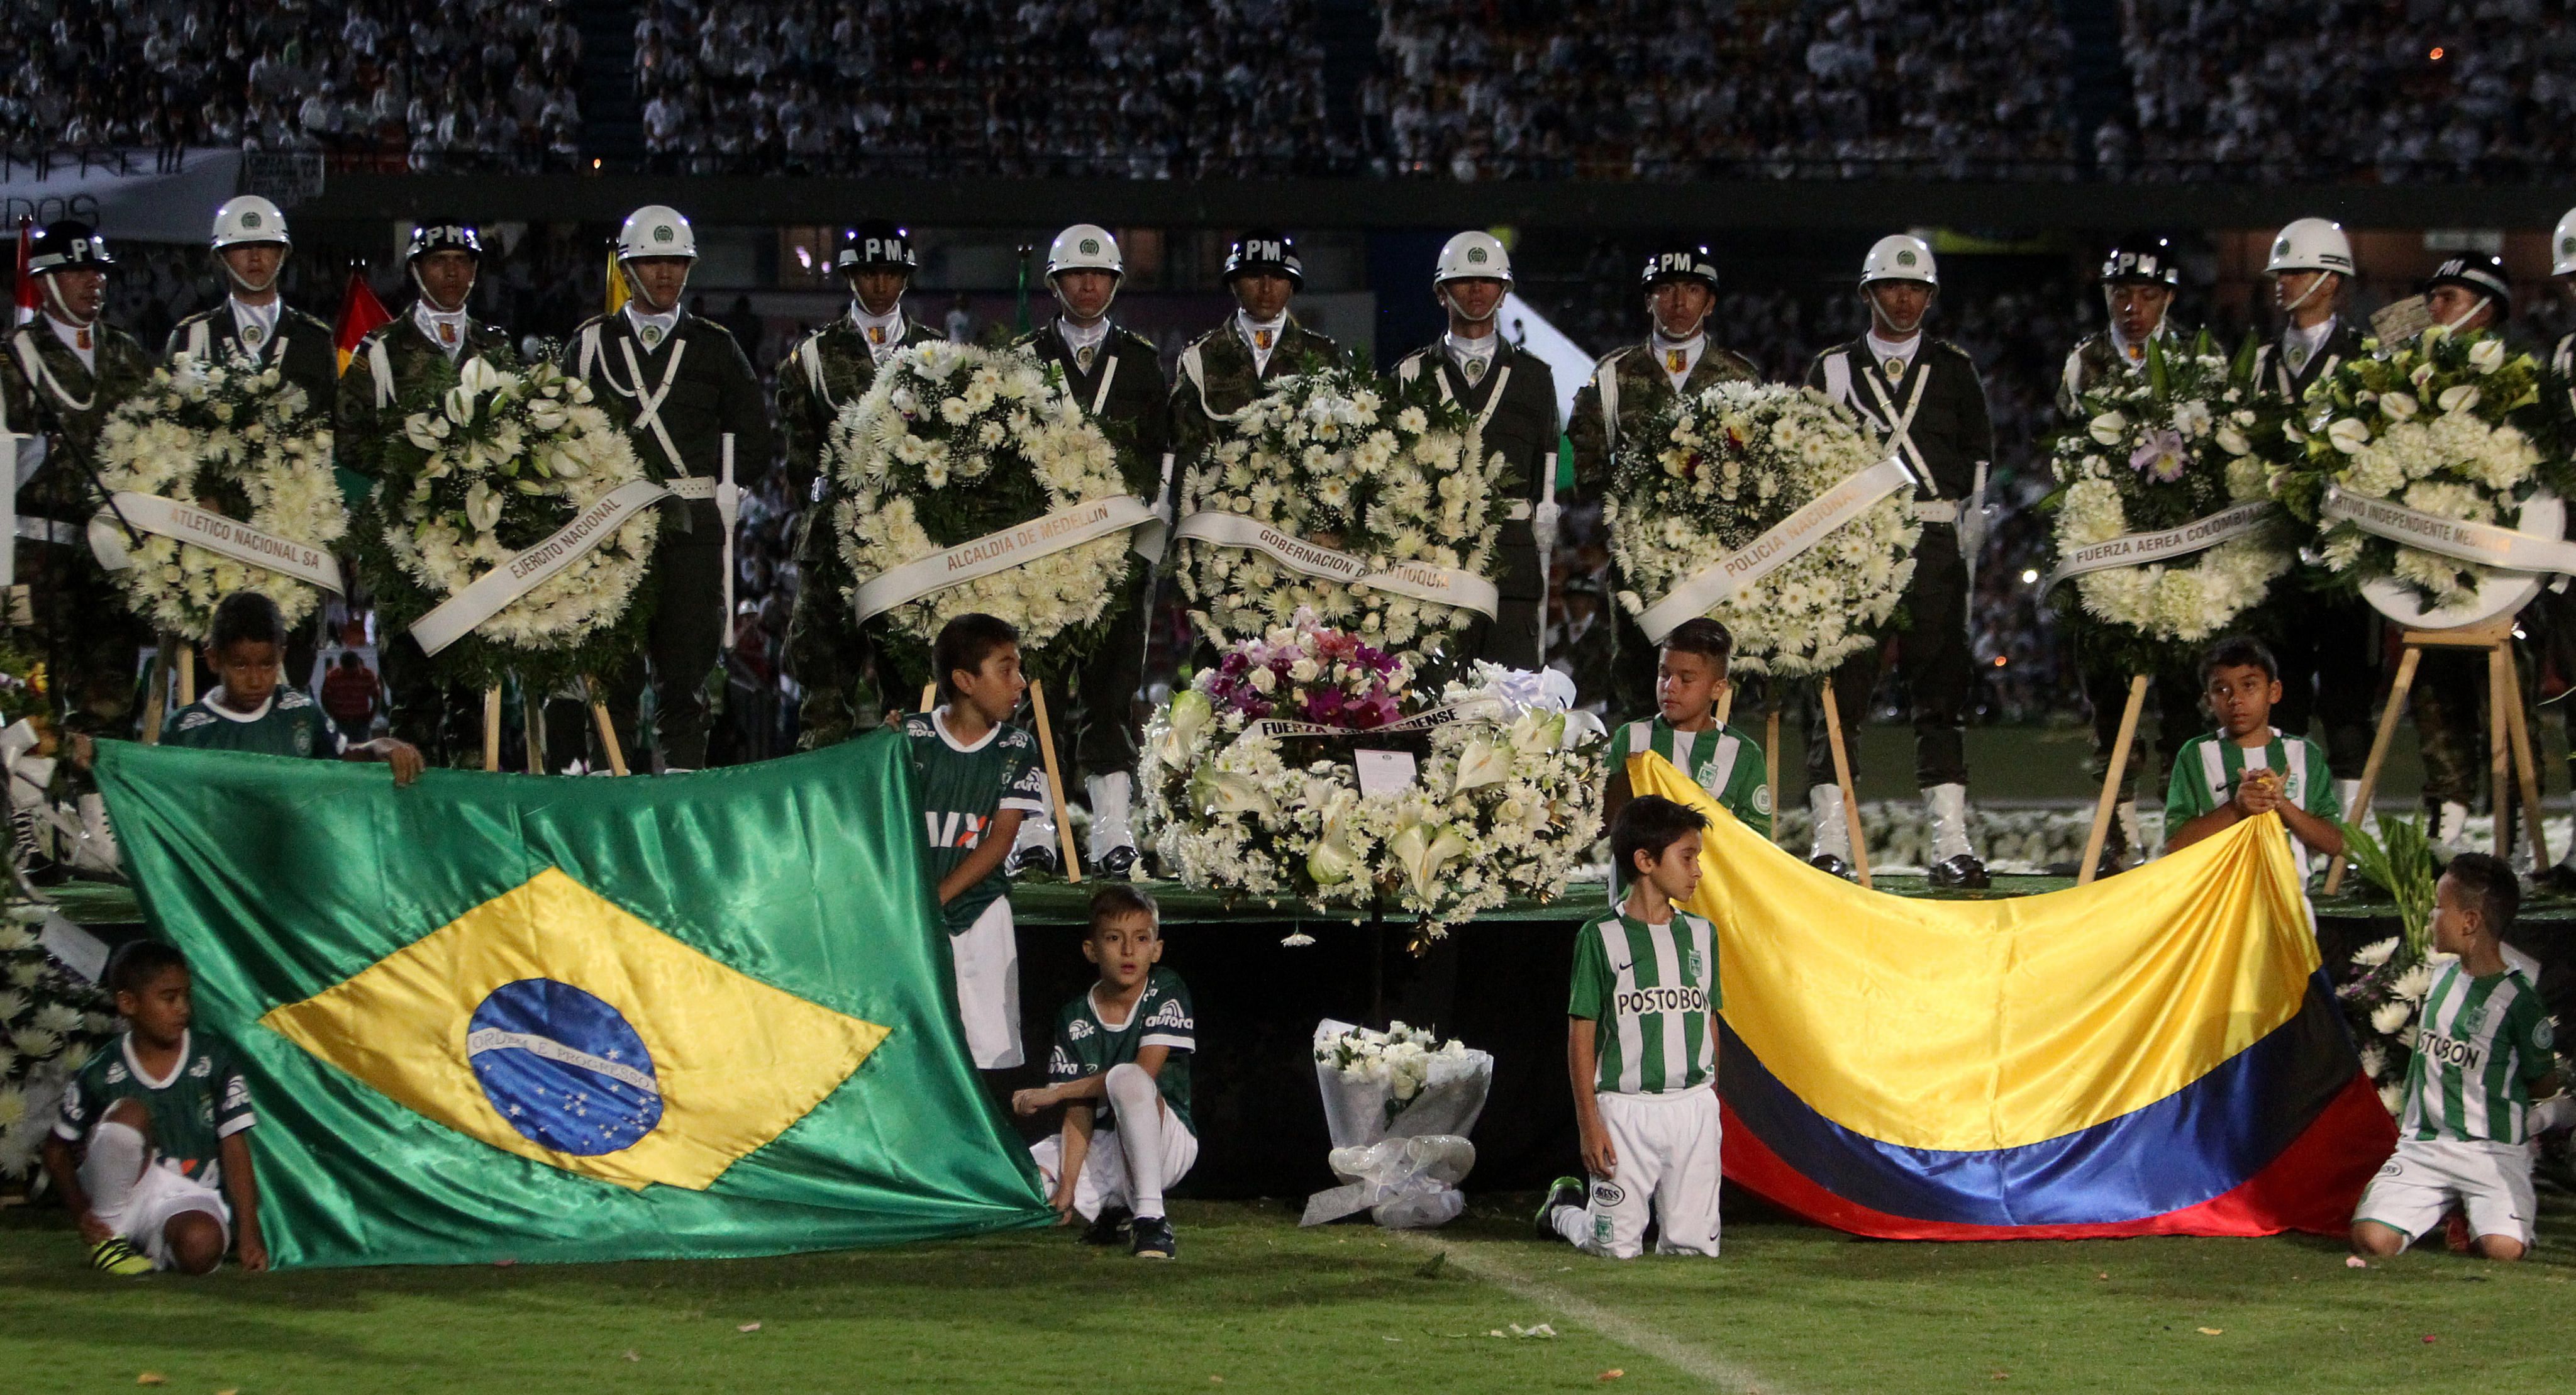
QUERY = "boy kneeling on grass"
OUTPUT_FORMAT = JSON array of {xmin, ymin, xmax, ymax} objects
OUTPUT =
[
  {"xmin": 1013, "ymin": 886, "xmax": 1196, "ymax": 1260},
  {"xmin": 1538, "ymin": 794, "xmax": 1723, "ymax": 1259},
  {"xmin": 42, "ymin": 942, "xmax": 265, "ymax": 1276},
  {"xmin": 2351, "ymin": 852, "xmax": 2562, "ymax": 1263},
  {"xmin": 2163, "ymin": 635, "xmax": 2340, "ymax": 872}
]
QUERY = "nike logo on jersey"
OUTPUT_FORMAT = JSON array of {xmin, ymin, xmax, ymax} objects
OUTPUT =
[
  {"xmin": 1615, "ymin": 985, "xmax": 1709, "ymax": 1016},
  {"xmin": 923, "ymin": 811, "xmax": 991, "ymax": 850},
  {"xmin": 2419, "ymin": 1030, "xmax": 2482, "ymax": 1072}
]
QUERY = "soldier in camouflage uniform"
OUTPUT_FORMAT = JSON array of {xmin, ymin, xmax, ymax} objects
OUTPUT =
[
  {"xmin": 777, "ymin": 220, "xmax": 945, "ymax": 750},
  {"xmin": 1010, "ymin": 224, "xmax": 1169, "ymax": 876},
  {"xmin": 2540, "ymin": 214, "xmax": 2576, "ymax": 887},
  {"xmin": 2055, "ymin": 240, "xmax": 2201, "ymax": 875},
  {"xmin": 335, "ymin": 223, "xmax": 514, "ymax": 766},
  {"xmin": 1566, "ymin": 244, "xmax": 1762, "ymax": 716},
  {"xmin": 1167, "ymin": 229, "xmax": 1342, "ymax": 472},
  {"xmin": 1, "ymin": 221, "xmax": 154, "ymax": 735}
]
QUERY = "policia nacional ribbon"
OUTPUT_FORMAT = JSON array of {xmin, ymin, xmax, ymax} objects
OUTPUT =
[
  {"xmin": 850, "ymin": 495, "xmax": 1163, "ymax": 625},
  {"xmin": 2040, "ymin": 499, "xmax": 2278, "ymax": 594},
  {"xmin": 86, "ymin": 492, "xmax": 346, "ymax": 594},
  {"xmin": 409, "ymin": 479, "xmax": 672, "ymax": 657},
  {"xmin": 1633, "ymin": 456, "xmax": 1914, "ymax": 643},
  {"xmin": 1172, "ymin": 510, "xmax": 1501, "ymax": 618},
  {"xmin": 2319, "ymin": 485, "xmax": 2576, "ymax": 575}
]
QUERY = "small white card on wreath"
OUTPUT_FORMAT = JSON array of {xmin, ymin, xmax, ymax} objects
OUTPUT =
[{"xmin": 1353, "ymin": 748, "xmax": 1418, "ymax": 797}]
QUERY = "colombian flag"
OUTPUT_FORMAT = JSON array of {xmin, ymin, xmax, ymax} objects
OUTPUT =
[
  {"xmin": 1631, "ymin": 753, "xmax": 2396, "ymax": 1239},
  {"xmin": 99, "ymin": 735, "xmax": 1053, "ymax": 1267}
]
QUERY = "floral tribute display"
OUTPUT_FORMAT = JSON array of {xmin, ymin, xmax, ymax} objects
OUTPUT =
[
  {"xmin": 829, "ymin": 342, "xmax": 1146, "ymax": 682},
  {"xmin": 92, "ymin": 348, "xmax": 345, "ymax": 637},
  {"xmin": 1173, "ymin": 367, "xmax": 1503, "ymax": 656},
  {"xmin": 2047, "ymin": 338, "xmax": 2292, "ymax": 672},
  {"xmin": 2336, "ymin": 815, "xmax": 2449, "ymax": 1114},
  {"xmin": 1606, "ymin": 381, "xmax": 1918, "ymax": 677},
  {"xmin": 2266, "ymin": 325, "xmax": 2565, "ymax": 616},
  {"xmin": 1315, "ymin": 1021, "xmax": 1480, "ymax": 1125},
  {"xmin": 359, "ymin": 355, "xmax": 658, "ymax": 691},
  {"xmin": 1140, "ymin": 612, "xmax": 1604, "ymax": 942},
  {"xmin": 0, "ymin": 903, "xmax": 114, "ymax": 1182}
]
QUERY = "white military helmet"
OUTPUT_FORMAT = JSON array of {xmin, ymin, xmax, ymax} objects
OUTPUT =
[
  {"xmin": 2554, "ymin": 207, "xmax": 2576, "ymax": 277},
  {"xmin": 1433, "ymin": 231, "xmax": 1513, "ymax": 289},
  {"xmin": 617, "ymin": 204, "xmax": 697, "ymax": 261},
  {"xmin": 1046, "ymin": 224, "xmax": 1123, "ymax": 279},
  {"xmin": 2266, "ymin": 218, "xmax": 2354, "ymax": 275},
  {"xmin": 1860, "ymin": 234, "xmax": 1937, "ymax": 286},
  {"xmin": 211, "ymin": 195, "xmax": 289, "ymax": 250}
]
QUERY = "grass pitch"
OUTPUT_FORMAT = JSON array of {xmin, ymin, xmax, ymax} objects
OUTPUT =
[{"xmin": 4, "ymin": 1190, "xmax": 2573, "ymax": 1394}]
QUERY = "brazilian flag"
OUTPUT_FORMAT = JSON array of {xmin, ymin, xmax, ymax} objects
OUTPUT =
[{"xmin": 97, "ymin": 733, "xmax": 1054, "ymax": 1267}]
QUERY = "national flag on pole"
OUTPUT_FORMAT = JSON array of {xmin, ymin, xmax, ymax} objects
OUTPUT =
[
  {"xmin": 331, "ymin": 269, "xmax": 391, "ymax": 375},
  {"xmin": 606, "ymin": 246, "xmax": 630, "ymax": 316},
  {"xmin": 97, "ymin": 735, "xmax": 1055, "ymax": 1267},
  {"xmin": 1629, "ymin": 752, "xmax": 2396, "ymax": 1240},
  {"xmin": 12, "ymin": 218, "xmax": 35, "ymax": 325}
]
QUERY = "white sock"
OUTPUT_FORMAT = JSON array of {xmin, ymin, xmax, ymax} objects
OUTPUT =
[
  {"xmin": 1551, "ymin": 1199, "xmax": 1592, "ymax": 1248},
  {"xmin": 79, "ymin": 1120, "xmax": 148, "ymax": 1220},
  {"xmin": 1104, "ymin": 1062, "xmax": 1167, "ymax": 1219}
]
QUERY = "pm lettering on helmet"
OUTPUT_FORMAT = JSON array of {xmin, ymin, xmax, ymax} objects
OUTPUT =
[{"xmin": 1251, "ymin": 240, "xmax": 1282, "ymax": 262}]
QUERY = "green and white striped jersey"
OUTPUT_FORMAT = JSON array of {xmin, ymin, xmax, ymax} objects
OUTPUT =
[
  {"xmin": 1567, "ymin": 910, "xmax": 1720, "ymax": 1096},
  {"xmin": 2163, "ymin": 728, "xmax": 2340, "ymax": 875},
  {"xmin": 1607, "ymin": 716, "xmax": 1771, "ymax": 837},
  {"xmin": 2400, "ymin": 962, "xmax": 2557, "ymax": 1144}
]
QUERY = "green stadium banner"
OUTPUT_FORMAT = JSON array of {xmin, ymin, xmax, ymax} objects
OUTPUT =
[{"xmin": 97, "ymin": 733, "xmax": 1053, "ymax": 1268}]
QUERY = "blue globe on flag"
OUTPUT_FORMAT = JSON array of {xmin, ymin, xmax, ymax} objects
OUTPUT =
[{"xmin": 465, "ymin": 979, "xmax": 663, "ymax": 1155}]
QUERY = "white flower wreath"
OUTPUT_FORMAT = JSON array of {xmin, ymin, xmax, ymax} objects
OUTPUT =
[
  {"xmin": 92, "ymin": 350, "xmax": 345, "ymax": 636},
  {"xmin": 2050, "ymin": 348, "xmax": 2290, "ymax": 648},
  {"xmin": 380, "ymin": 357, "xmax": 657, "ymax": 651},
  {"xmin": 1174, "ymin": 367, "xmax": 1501, "ymax": 653},
  {"xmin": 1606, "ymin": 381, "xmax": 1918, "ymax": 677},
  {"xmin": 830, "ymin": 342, "xmax": 1138, "ymax": 647}
]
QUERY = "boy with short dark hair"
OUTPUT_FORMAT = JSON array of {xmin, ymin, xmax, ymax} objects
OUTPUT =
[
  {"xmin": 1011, "ymin": 884, "xmax": 1196, "ymax": 1260},
  {"xmin": 2351, "ymin": 852, "xmax": 2562, "ymax": 1262},
  {"xmin": 1539, "ymin": 794, "xmax": 1724, "ymax": 1259},
  {"xmin": 1601, "ymin": 618, "xmax": 1771, "ymax": 843},
  {"xmin": 161, "ymin": 592, "xmax": 423, "ymax": 782},
  {"xmin": 41, "ymin": 942, "xmax": 265, "ymax": 1276},
  {"xmin": 906, "ymin": 613, "xmax": 1049, "ymax": 1069},
  {"xmin": 2165, "ymin": 635, "xmax": 2341, "ymax": 873}
]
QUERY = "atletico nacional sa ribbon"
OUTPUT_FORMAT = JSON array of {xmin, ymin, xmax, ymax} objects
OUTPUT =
[
  {"xmin": 1174, "ymin": 510, "xmax": 1501, "ymax": 618},
  {"xmin": 2321, "ymin": 485, "xmax": 2576, "ymax": 575},
  {"xmin": 87, "ymin": 492, "xmax": 345, "ymax": 594},
  {"xmin": 1635, "ymin": 455, "xmax": 1913, "ymax": 643},
  {"xmin": 2040, "ymin": 499, "xmax": 2277, "ymax": 594},
  {"xmin": 1241, "ymin": 696, "xmax": 1503, "ymax": 743},
  {"xmin": 410, "ymin": 479, "xmax": 670, "ymax": 657},
  {"xmin": 850, "ymin": 495, "xmax": 1162, "ymax": 625}
]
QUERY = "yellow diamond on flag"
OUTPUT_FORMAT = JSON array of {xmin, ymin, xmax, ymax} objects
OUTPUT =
[{"xmin": 261, "ymin": 867, "xmax": 889, "ymax": 1191}]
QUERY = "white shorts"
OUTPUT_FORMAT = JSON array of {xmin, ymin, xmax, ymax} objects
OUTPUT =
[
  {"xmin": 1030, "ymin": 1113, "xmax": 1199, "ymax": 1223},
  {"xmin": 2355, "ymin": 1138, "xmax": 2538, "ymax": 1250},
  {"xmin": 1555, "ymin": 1084, "xmax": 1723, "ymax": 1259},
  {"xmin": 102, "ymin": 1162, "xmax": 231, "ymax": 1271},
  {"xmin": 952, "ymin": 896, "xmax": 1022, "ymax": 1069}
]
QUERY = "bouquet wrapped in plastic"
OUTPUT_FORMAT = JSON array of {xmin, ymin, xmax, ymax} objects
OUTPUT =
[{"xmin": 1299, "ymin": 1019, "xmax": 1493, "ymax": 1228}]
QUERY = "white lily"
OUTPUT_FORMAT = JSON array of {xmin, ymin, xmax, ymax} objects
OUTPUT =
[
  {"xmin": 464, "ymin": 480, "xmax": 504, "ymax": 533},
  {"xmin": 2438, "ymin": 384, "xmax": 2480, "ymax": 414},
  {"xmin": 2468, "ymin": 338, "xmax": 2505, "ymax": 373},
  {"xmin": 2213, "ymin": 424, "xmax": 2250, "ymax": 456},
  {"xmin": 2326, "ymin": 418, "xmax": 2371, "ymax": 455},
  {"xmin": 1451, "ymin": 738, "xmax": 1512, "ymax": 795},
  {"xmin": 2087, "ymin": 411, "xmax": 2128, "ymax": 446},
  {"xmin": 1389, "ymin": 818, "xmax": 1470, "ymax": 903},
  {"xmin": 2379, "ymin": 391, "xmax": 2417, "ymax": 421},
  {"xmin": 1189, "ymin": 768, "xmax": 1271, "ymax": 816}
]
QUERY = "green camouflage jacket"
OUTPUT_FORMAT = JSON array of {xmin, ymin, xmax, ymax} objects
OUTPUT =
[
  {"xmin": 2, "ymin": 319, "xmax": 153, "ymax": 518},
  {"xmin": 333, "ymin": 309, "xmax": 515, "ymax": 484},
  {"xmin": 774, "ymin": 313, "xmax": 944, "ymax": 503},
  {"xmin": 1565, "ymin": 340, "xmax": 1761, "ymax": 495},
  {"xmin": 1167, "ymin": 315, "xmax": 1341, "ymax": 467},
  {"xmin": 2054, "ymin": 322, "xmax": 2197, "ymax": 423}
]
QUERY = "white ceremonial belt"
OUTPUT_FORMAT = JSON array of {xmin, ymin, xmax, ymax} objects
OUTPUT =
[
  {"xmin": 1634, "ymin": 455, "xmax": 1913, "ymax": 643},
  {"xmin": 1914, "ymin": 500, "xmax": 1959, "ymax": 524},
  {"xmin": 1174, "ymin": 510, "xmax": 1500, "ymax": 618},
  {"xmin": 410, "ymin": 479, "xmax": 670, "ymax": 657},
  {"xmin": 2321, "ymin": 486, "xmax": 2576, "ymax": 575},
  {"xmin": 852, "ymin": 496, "xmax": 1160, "ymax": 624},
  {"xmin": 16, "ymin": 517, "xmax": 82, "ymax": 545},
  {"xmin": 660, "ymin": 476, "xmax": 718, "ymax": 501},
  {"xmin": 86, "ymin": 492, "xmax": 344, "ymax": 594},
  {"xmin": 2041, "ymin": 499, "xmax": 2277, "ymax": 594}
]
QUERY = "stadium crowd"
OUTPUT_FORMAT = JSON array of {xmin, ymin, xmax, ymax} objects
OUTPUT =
[{"xmin": 1, "ymin": 0, "xmax": 584, "ymax": 173}]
